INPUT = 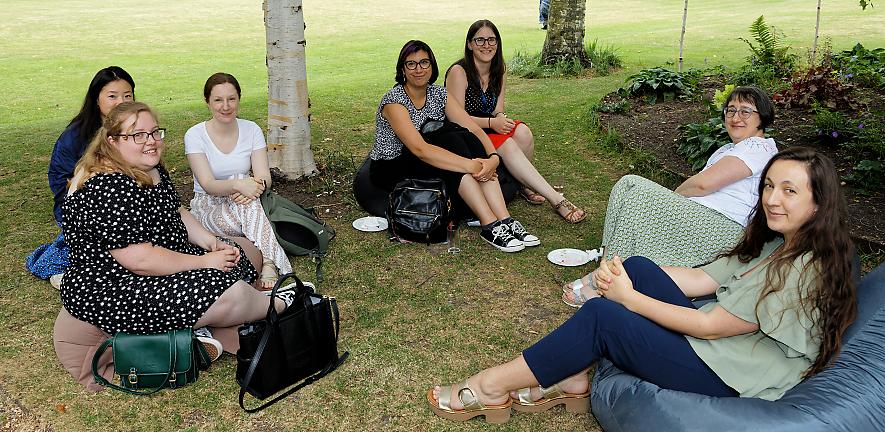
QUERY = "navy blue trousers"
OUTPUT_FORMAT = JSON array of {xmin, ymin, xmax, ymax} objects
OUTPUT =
[{"xmin": 523, "ymin": 256, "xmax": 738, "ymax": 397}]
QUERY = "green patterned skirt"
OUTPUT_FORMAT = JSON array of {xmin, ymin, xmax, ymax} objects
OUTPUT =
[{"xmin": 601, "ymin": 175, "xmax": 744, "ymax": 267}]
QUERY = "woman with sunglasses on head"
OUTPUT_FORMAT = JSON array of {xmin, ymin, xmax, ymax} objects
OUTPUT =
[
  {"xmin": 563, "ymin": 86, "xmax": 778, "ymax": 307},
  {"xmin": 370, "ymin": 40, "xmax": 539, "ymax": 252},
  {"xmin": 61, "ymin": 102, "xmax": 300, "ymax": 360},
  {"xmin": 446, "ymin": 20, "xmax": 586, "ymax": 223},
  {"xmin": 30, "ymin": 67, "xmax": 135, "ymax": 286},
  {"xmin": 185, "ymin": 73, "xmax": 292, "ymax": 289},
  {"xmin": 429, "ymin": 147, "xmax": 856, "ymax": 423}
]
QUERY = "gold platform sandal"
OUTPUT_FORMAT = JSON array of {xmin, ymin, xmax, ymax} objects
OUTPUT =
[
  {"xmin": 512, "ymin": 383, "xmax": 590, "ymax": 413},
  {"xmin": 427, "ymin": 379, "xmax": 512, "ymax": 423}
]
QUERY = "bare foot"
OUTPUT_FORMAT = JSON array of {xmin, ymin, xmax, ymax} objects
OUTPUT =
[
  {"xmin": 260, "ymin": 260, "xmax": 279, "ymax": 290},
  {"xmin": 431, "ymin": 374, "xmax": 511, "ymax": 410},
  {"xmin": 553, "ymin": 198, "xmax": 586, "ymax": 223},
  {"xmin": 509, "ymin": 372, "xmax": 590, "ymax": 402}
]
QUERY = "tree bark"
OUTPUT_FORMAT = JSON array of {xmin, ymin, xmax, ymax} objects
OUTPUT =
[
  {"xmin": 678, "ymin": 0, "xmax": 689, "ymax": 72},
  {"xmin": 264, "ymin": 0, "xmax": 317, "ymax": 178},
  {"xmin": 811, "ymin": 0, "xmax": 822, "ymax": 65},
  {"xmin": 541, "ymin": 0, "xmax": 590, "ymax": 66}
]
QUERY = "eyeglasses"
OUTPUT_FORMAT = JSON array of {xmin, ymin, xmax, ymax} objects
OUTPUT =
[
  {"xmin": 404, "ymin": 59, "xmax": 432, "ymax": 70},
  {"xmin": 723, "ymin": 107, "xmax": 758, "ymax": 120},
  {"xmin": 472, "ymin": 37, "xmax": 498, "ymax": 47},
  {"xmin": 115, "ymin": 128, "xmax": 166, "ymax": 144}
]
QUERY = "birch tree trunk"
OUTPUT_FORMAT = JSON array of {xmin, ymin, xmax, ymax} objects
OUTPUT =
[
  {"xmin": 264, "ymin": 0, "xmax": 317, "ymax": 178},
  {"xmin": 678, "ymin": 0, "xmax": 689, "ymax": 72},
  {"xmin": 811, "ymin": 0, "xmax": 822, "ymax": 65},
  {"xmin": 541, "ymin": 0, "xmax": 590, "ymax": 66}
]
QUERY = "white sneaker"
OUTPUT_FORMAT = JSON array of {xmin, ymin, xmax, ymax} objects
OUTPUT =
[{"xmin": 193, "ymin": 327, "xmax": 223, "ymax": 362}]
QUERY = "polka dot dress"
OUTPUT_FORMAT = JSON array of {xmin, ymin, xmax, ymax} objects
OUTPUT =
[
  {"xmin": 60, "ymin": 166, "xmax": 257, "ymax": 335},
  {"xmin": 463, "ymin": 84, "xmax": 496, "ymax": 117}
]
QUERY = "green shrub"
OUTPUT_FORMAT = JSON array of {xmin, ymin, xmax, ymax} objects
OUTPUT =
[
  {"xmin": 832, "ymin": 43, "xmax": 885, "ymax": 89},
  {"xmin": 739, "ymin": 15, "xmax": 798, "ymax": 78},
  {"xmin": 843, "ymin": 160, "xmax": 884, "ymax": 194},
  {"xmin": 812, "ymin": 105, "xmax": 853, "ymax": 145},
  {"xmin": 622, "ymin": 67, "xmax": 694, "ymax": 103},
  {"xmin": 591, "ymin": 99, "xmax": 631, "ymax": 114},
  {"xmin": 713, "ymin": 84, "xmax": 736, "ymax": 110},
  {"xmin": 677, "ymin": 117, "xmax": 730, "ymax": 172}
]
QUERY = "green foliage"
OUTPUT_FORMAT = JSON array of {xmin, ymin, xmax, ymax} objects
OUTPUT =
[
  {"xmin": 832, "ymin": 43, "xmax": 885, "ymax": 89},
  {"xmin": 739, "ymin": 16, "xmax": 797, "ymax": 76},
  {"xmin": 713, "ymin": 84, "xmax": 736, "ymax": 110},
  {"xmin": 677, "ymin": 117, "xmax": 730, "ymax": 172},
  {"xmin": 586, "ymin": 39, "xmax": 623, "ymax": 77},
  {"xmin": 510, "ymin": 40, "xmax": 623, "ymax": 79},
  {"xmin": 774, "ymin": 63, "xmax": 858, "ymax": 109},
  {"xmin": 591, "ymin": 98, "xmax": 631, "ymax": 114},
  {"xmin": 622, "ymin": 67, "xmax": 694, "ymax": 103},
  {"xmin": 859, "ymin": 0, "xmax": 875, "ymax": 10},
  {"xmin": 844, "ymin": 160, "xmax": 884, "ymax": 193},
  {"xmin": 812, "ymin": 105, "xmax": 853, "ymax": 144}
]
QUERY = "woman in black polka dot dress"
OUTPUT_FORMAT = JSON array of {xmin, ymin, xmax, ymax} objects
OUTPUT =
[{"xmin": 61, "ymin": 102, "xmax": 294, "ymax": 336}]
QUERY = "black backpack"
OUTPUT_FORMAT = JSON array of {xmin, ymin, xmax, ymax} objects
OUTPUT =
[{"xmin": 386, "ymin": 178, "xmax": 451, "ymax": 244}]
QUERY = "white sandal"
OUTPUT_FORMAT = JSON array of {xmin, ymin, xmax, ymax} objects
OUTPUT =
[{"xmin": 561, "ymin": 271, "xmax": 598, "ymax": 308}]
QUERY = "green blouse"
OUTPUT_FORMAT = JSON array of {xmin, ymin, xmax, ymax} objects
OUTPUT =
[{"xmin": 686, "ymin": 239, "xmax": 820, "ymax": 400}]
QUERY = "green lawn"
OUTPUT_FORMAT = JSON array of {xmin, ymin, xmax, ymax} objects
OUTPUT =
[{"xmin": 0, "ymin": 1, "xmax": 882, "ymax": 430}]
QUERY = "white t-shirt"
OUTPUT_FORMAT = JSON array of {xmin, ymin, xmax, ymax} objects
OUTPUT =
[
  {"xmin": 184, "ymin": 119, "xmax": 267, "ymax": 194},
  {"xmin": 689, "ymin": 136, "xmax": 777, "ymax": 226}
]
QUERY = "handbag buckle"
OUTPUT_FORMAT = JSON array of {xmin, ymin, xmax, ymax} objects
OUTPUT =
[
  {"xmin": 169, "ymin": 372, "xmax": 177, "ymax": 386},
  {"xmin": 127, "ymin": 368, "xmax": 138, "ymax": 385}
]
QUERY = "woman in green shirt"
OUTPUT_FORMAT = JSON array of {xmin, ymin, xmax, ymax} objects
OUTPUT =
[{"xmin": 427, "ymin": 147, "xmax": 856, "ymax": 423}]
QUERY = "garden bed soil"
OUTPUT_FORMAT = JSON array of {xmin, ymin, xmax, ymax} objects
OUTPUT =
[{"xmin": 596, "ymin": 76, "xmax": 885, "ymax": 251}]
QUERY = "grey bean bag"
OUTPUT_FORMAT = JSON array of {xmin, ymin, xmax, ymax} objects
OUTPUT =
[{"xmin": 590, "ymin": 262, "xmax": 885, "ymax": 432}]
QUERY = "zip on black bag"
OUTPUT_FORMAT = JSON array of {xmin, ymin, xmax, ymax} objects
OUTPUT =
[{"xmin": 236, "ymin": 273, "xmax": 348, "ymax": 412}]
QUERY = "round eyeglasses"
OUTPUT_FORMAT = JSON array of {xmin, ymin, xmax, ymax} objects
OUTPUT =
[
  {"xmin": 115, "ymin": 128, "xmax": 166, "ymax": 144},
  {"xmin": 404, "ymin": 59, "xmax": 432, "ymax": 70},
  {"xmin": 723, "ymin": 107, "xmax": 758, "ymax": 120}
]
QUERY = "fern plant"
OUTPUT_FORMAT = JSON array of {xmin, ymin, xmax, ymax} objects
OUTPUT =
[{"xmin": 738, "ymin": 16, "xmax": 797, "ymax": 79}]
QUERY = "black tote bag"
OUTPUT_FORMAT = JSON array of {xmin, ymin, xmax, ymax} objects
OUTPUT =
[{"xmin": 236, "ymin": 274, "xmax": 348, "ymax": 412}]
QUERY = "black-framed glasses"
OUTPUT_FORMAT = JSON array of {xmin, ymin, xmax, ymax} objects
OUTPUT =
[
  {"xmin": 472, "ymin": 36, "xmax": 498, "ymax": 47},
  {"xmin": 116, "ymin": 128, "xmax": 166, "ymax": 144},
  {"xmin": 404, "ymin": 59, "xmax": 432, "ymax": 70},
  {"xmin": 723, "ymin": 107, "xmax": 758, "ymax": 120}
]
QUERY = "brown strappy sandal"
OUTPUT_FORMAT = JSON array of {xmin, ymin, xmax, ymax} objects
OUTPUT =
[{"xmin": 553, "ymin": 198, "xmax": 586, "ymax": 224}]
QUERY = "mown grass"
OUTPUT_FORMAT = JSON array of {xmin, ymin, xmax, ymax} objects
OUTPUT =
[{"xmin": 0, "ymin": 0, "xmax": 882, "ymax": 431}]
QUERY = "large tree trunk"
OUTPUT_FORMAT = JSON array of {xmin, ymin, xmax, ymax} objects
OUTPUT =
[
  {"xmin": 541, "ymin": 0, "xmax": 590, "ymax": 66},
  {"xmin": 264, "ymin": 0, "xmax": 316, "ymax": 178}
]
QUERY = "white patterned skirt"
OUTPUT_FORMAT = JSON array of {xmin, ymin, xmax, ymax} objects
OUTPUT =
[
  {"xmin": 189, "ymin": 193, "xmax": 292, "ymax": 275},
  {"xmin": 601, "ymin": 175, "xmax": 745, "ymax": 267}
]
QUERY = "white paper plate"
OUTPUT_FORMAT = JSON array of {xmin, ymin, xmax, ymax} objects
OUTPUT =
[
  {"xmin": 547, "ymin": 248, "xmax": 595, "ymax": 267},
  {"xmin": 352, "ymin": 216, "xmax": 388, "ymax": 232}
]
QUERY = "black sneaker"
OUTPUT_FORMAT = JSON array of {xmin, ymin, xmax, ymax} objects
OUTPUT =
[
  {"xmin": 481, "ymin": 222, "xmax": 525, "ymax": 252},
  {"xmin": 506, "ymin": 219, "xmax": 540, "ymax": 247}
]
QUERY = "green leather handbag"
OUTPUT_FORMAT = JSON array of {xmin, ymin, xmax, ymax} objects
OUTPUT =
[{"xmin": 91, "ymin": 328, "xmax": 210, "ymax": 395}]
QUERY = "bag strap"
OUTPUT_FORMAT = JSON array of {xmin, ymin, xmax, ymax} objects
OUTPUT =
[
  {"xmin": 238, "ymin": 290, "xmax": 349, "ymax": 413},
  {"xmin": 91, "ymin": 332, "xmax": 177, "ymax": 396}
]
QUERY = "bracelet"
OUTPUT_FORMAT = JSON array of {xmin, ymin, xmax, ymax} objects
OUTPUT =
[
  {"xmin": 488, "ymin": 117, "xmax": 491, "ymax": 128},
  {"xmin": 488, "ymin": 152, "xmax": 500, "ymax": 160}
]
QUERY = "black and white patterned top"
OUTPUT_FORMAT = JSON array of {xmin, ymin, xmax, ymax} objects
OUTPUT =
[
  {"xmin": 60, "ymin": 166, "xmax": 256, "ymax": 334},
  {"xmin": 370, "ymin": 84, "xmax": 447, "ymax": 160},
  {"xmin": 464, "ymin": 84, "xmax": 497, "ymax": 117}
]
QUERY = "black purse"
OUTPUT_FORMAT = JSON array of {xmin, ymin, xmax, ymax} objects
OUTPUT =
[
  {"xmin": 236, "ymin": 274, "xmax": 348, "ymax": 412},
  {"xmin": 386, "ymin": 178, "xmax": 452, "ymax": 244},
  {"xmin": 91, "ymin": 329, "xmax": 210, "ymax": 395}
]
